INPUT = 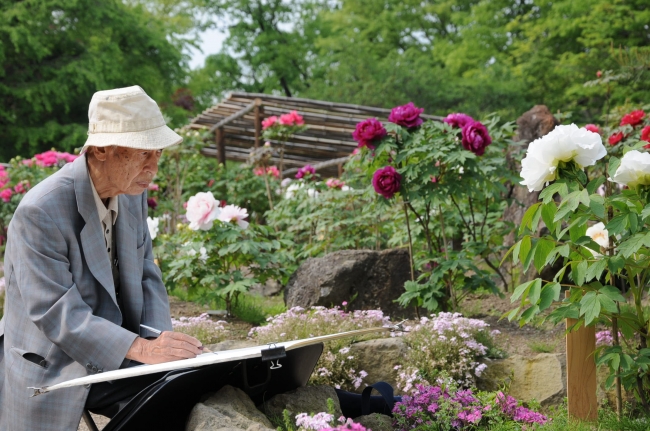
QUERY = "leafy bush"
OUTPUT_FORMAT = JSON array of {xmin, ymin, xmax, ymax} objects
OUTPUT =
[{"xmin": 397, "ymin": 313, "xmax": 503, "ymax": 391}]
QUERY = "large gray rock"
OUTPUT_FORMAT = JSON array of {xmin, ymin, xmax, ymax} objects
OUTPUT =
[
  {"xmin": 476, "ymin": 354, "xmax": 565, "ymax": 406},
  {"xmin": 349, "ymin": 338, "xmax": 407, "ymax": 394},
  {"xmin": 260, "ymin": 385, "xmax": 342, "ymax": 426},
  {"xmin": 354, "ymin": 413, "xmax": 393, "ymax": 431},
  {"xmin": 285, "ymin": 249, "xmax": 418, "ymax": 318},
  {"xmin": 186, "ymin": 385, "xmax": 275, "ymax": 431}
]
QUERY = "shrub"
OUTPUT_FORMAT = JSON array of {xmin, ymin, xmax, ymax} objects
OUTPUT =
[
  {"xmin": 249, "ymin": 306, "xmax": 391, "ymax": 391},
  {"xmin": 397, "ymin": 313, "xmax": 503, "ymax": 391},
  {"xmin": 171, "ymin": 313, "xmax": 230, "ymax": 345}
]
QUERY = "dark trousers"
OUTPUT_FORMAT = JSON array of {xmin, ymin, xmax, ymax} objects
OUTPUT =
[{"xmin": 85, "ymin": 369, "xmax": 164, "ymax": 418}]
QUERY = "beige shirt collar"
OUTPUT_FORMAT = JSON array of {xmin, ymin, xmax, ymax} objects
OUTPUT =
[{"xmin": 88, "ymin": 172, "xmax": 119, "ymax": 225}]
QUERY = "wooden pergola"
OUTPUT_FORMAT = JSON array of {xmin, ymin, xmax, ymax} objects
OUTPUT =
[{"xmin": 187, "ymin": 92, "xmax": 443, "ymax": 177}]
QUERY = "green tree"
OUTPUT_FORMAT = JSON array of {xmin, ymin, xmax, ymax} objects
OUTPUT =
[{"xmin": 0, "ymin": 0, "xmax": 185, "ymax": 161}]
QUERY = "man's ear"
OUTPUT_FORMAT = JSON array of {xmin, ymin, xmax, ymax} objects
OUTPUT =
[{"xmin": 90, "ymin": 146, "xmax": 109, "ymax": 162}]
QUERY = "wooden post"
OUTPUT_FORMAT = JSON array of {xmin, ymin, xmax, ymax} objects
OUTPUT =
[
  {"xmin": 254, "ymin": 98, "xmax": 263, "ymax": 148},
  {"xmin": 566, "ymin": 291, "xmax": 598, "ymax": 421},
  {"xmin": 216, "ymin": 127, "xmax": 226, "ymax": 167},
  {"xmin": 338, "ymin": 163, "xmax": 343, "ymax": 177}
]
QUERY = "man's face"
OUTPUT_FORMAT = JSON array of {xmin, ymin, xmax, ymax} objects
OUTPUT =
[{"xmin": 101, "ymin": 146, "xmax": 162, "ymax": 196}]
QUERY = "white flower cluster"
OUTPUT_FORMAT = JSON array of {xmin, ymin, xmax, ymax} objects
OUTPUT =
[{"xmin": 519, "ymin": 124, "xmax": 606, "ymax": 192}]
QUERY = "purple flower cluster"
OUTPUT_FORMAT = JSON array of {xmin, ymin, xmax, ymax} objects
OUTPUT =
[
  {"xmin": 393, "ymin": 384, "xmax": 548, "ymax": 431},
  {"xmin": 596, "ymin": 329, "xmax": 622, "ymax": 346}
]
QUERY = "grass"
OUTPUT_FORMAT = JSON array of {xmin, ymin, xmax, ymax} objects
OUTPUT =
[{"xmin": 528, "ymin": 341, "xmax": 556, "ymax": 354}]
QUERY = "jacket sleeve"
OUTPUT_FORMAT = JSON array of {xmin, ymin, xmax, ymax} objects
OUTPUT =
[
  {"xmin": 11, "ymin": 203, "xmax": 137, "ymax": 373},
  {"xmin": 138, "ymin": 192, "xmax": 173, "ymax": 339}
]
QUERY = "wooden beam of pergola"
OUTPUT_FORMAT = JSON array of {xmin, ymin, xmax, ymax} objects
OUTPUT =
[{"xmin": 188, "ymin": 92, "xmax": 443, "ymax": 177}]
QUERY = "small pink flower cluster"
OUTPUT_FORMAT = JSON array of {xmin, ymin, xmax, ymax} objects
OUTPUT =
[
  {"xmin": 0, "ymin": 165, "xmax": 9, "ymax": 189},
  {"xmin": 171, "ymin": 313, "xmax": 229, "ymax": 344},
  {"xmin": 596, "ymin": 329, "xmax": 623, "ymax": 346},
  {"xmin": 496, "ymin": 392, "xmax": 549, "ymax": 425},
  {"xmin": 262, "ymin": 111, "xmax": 305, "ymax": 130},
  {"xmin": 326, "ymin": 178, "xmax": 345, "ymax": 189},
  {"xmin": 295, "ymin": 413, "xmax": 366, "ymax": 431},
  {"xmin": 23, "ymin": 150, "xmax": 77, "ymax": 168},
  {"xmin": 253, "ymin": 166, "xmax": 280, "ymax": 178}
]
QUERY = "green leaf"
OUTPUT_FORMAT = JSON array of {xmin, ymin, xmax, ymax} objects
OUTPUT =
[
  {"xmin": 569, "ymin": 221, "xmax": 587, "ymax": 243},
  {"xmin": 586, "ymin": 176, "xmax": 606, "ymax": 195},
  {"xmin": 617, "ymin": 233, "xmax": 647, "ymax": 258},
  {"xmin": 534, "ymin": 239, "xmax": 556, "ymax": 272},
  {"xmin": 598, "ymin": 294, "xmax": 619, "ymax": 314},
  {"xmin": 589, "ymin": 195, "xmax": 606, "ymax": 218},
  {"xmin": 541, "ymin": 202, "xmax": 558, "ymax": 232},
  {"xmin": 519, "ymin": 203, "xmax": 542, "ymax": 235},
  {"xmin": 528, "ymin": 278, "xmax": 543, "ymax": 305},
  {"xmin": 539, "ymin": 183, "xmax": 567, "ymax": 204},
  {"xmin": 519, "ymin": 305, "xmax": 540, "ymax": 325},
  {"xmin": 608, "ymin": 256, "xmax": 626, "ymax": 274},
  {"xmin": 586, "ymin": 259, "xmax": 607, "ymax": 282},
  {"xmin": 608, "ymin": 157, "xmax": 621, "ymax": 179},
  {"xmin": 511, "ymin": 241, "xmax": 523, "ymax": 265},
  {"xmin": 641, "ymin": 204, "xmax": 650, "ymax": 221},
  {"xmin": 522, "ymin": 240, "xmax": 538, "ymax": 271},
  {"xmin": 605, "ymin": 214, "xmax": 628, "ymax": 236},
  {"xmin": 511, "ymin": 279, "xmax": 536, "ymax": 303},
  {"xmin": 628, "ymin": 213, "xmax": 639, "ymax": 234},
  {"xmin": 580, "ymin": 291, "xmax": 601, "ymax": 325},
  {"xmin": 599, "ymin": 285, "xmax": 626, "ymax": 302},
  {"xmin": 572, "ymin": 260, "xmax": 588, "ymax": 286},
  {"xmin": 519, "ymin": 236, "xmax": 532, "ymax": 266},
  {"xmin": 539, "ymin": 282, "xmax": 561, "ymax": 311},
  {"xmin": 554, "ymin": 191, "xmax": 582, "ymax": 222}
]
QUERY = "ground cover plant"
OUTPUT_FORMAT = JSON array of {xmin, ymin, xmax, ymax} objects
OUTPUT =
[{"xmin": 171, "ymin": 313, "xmax": 231, "ymax": 345}]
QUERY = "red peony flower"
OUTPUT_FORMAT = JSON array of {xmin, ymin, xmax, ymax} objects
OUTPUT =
[
  {"xmin": 620, "ymin": 110, "xmax": 645, "ymax": 127},
  {"xmin": 388, "ymin": 102, "xmax": 424, "ymax": 128},
  {"xmin": 461, "ymin": 121, "xmax": 492, "ymax": 156},
  {"xmin": 608, "ymin": 132, "xmax": 624, "ymax": 145},
  {"xmin": 352, "ymin": 118, "xmax": 387, "ymax": 149},
  {"xmin": 641, "ymin": 126, "xmax": 650, "ymax": 149},
  {"xmin": 584, "ymin": 124, "xmax": 600, "ymax": 134},
  {"xmin": 372, "ymin": 166, "xmax": 402, "ymax": 199}
]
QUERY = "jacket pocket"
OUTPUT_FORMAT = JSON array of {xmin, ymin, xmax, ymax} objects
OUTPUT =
[{"xmin": 10, "ymin": 346, "xmax": 48, "ymax": 369}]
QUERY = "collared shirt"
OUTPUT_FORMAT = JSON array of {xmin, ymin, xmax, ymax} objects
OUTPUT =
[{"xmin": 88, "ymin": 172, "xmax": 119, "ymax": 262}]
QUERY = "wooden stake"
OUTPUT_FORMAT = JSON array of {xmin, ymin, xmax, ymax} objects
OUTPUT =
[
  {"xmin": 566, "ymin": 290, "xmax": 598, "ymax": 421},
  {"xmin": 216, "ymin": 127, "xmax": 226, "ymax": 166}
]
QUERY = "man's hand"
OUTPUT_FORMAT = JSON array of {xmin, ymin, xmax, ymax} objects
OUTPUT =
[{"xmin": 126, "ymin": 331, "xmax": 202, "ymax": 364}]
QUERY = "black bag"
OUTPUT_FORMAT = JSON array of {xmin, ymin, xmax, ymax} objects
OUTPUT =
[{"xmin": 336, "ymin": 382, "xmax": 402, "ymax": 418}]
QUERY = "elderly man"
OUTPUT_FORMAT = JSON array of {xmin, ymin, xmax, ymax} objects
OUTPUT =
[{"xmin": 0, "ymin": 86, "xmax": 202, "ymax": 430}]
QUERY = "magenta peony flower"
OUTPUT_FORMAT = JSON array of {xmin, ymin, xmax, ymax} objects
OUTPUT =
[
  {"xmin": 147, "ymin": 197, "xmax": 157, "ymax": 209},
  {"xmin": 352, "ymin": 118, "xmax": 387, "ymax": 149},
  {"xmin": 461, "ymin": 121, "xmax": 492, "ymax": 156},
  {"xmin": 13, "ymin": 181, "xmax": 29, "ymax": 194},
  {"xmin": 444, "ymin": 113, "xmax": 474, "ymax": 129},
  {"xmin": 296, "ymin": 165, "xmax": 316, "ymax": 179},
  {"xmin": 372, "ymin": 166, "xmax": 402, "ymax": 199},
  {"xmin": 388, "ymin": 102, "xmax": 424, "ymax": 128}
]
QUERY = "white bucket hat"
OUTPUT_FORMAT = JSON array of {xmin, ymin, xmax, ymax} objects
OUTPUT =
[{"xmin": 83, "ymin": 85, "xmax": 182, "ymax": 150}]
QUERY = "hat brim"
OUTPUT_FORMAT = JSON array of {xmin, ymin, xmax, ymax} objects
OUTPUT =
[{"xmin": 83, "ymin": 124, "xmax": 182, "ymax": 151}]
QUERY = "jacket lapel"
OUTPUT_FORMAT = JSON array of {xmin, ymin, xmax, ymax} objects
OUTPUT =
[
  {"xmin": 73, "ymin": 155, "xmax": 119, "ymax": 307},
  {"xmin": 116, "ymin": 196, "xmax": 143, "ymax": 331}
]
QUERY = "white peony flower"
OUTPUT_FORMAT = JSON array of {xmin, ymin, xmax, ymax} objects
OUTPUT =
[
  {"xmin": 218, "ymin": 204, "xmax": 249, "ymax": 229},
  {"xmin": 307, "ymin": 188, "xmax": 319, "ymax": 199},
  {"xmin": 609, "ymin": 150, "xmax": 650, "ymax": 188},
  {"xmin": 586, "ymin": 222, "xmax": 609, "ymax": 257},
  {"xmin": 146, "ymin": 216, "xmax": 159, "ymax": 240},
  {"xmin": 285, "ymin": 183, "xmax": 302, "ymax": 199},
  {"xmin": 519, "ymin": 124, "xmax": 606, "ymax": 192},
  {"xmin": 199, "ymin": 246, "xmax": 208, "ymax": 263},
  {"xmin": 186, "ymin": 191, "xmax": 221, "ymax": 230}
]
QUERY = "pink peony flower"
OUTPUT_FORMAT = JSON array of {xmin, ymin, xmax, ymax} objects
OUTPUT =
[
  {"xmin": 444, "ymin": 113, "xmax": 474, "ymax": 129},
  {"xmin": 352, "ymin": 118, "xmax": 387, "ymax": 149},
  {"xmin": 253, "ymin": 167, "xmax": 266, "ymax": 176},
  {"xmin": 326, "ymin": 178, "xmax": 345, "ymax": 189},
  {"xmin": 351, "ymin": 148, "xmax": 360, "ymax": 156},
  {"xmin": 584, "ymin": 124, "xmax": 600, "ymax": 134},
  {"xmin": 620, "ymin": 110, "xmax": 645, "ymax": 127},
  {"xmin": 278, "ymin": 110, "xmax": 305, "ymax": 126},
  {"xmin": 13, "ymin": 181, "xmax": 29, "ymax": 194},
  {"xmin": 461, "ymin": 121, "xmax": 492, "ymax": 156},
  {"xmin": 262, "ymin": 116, "xmax": 278, "ymax": 130},
  {"xmin": 148, "ymin": 183, "xmax": 160, "ymax": 191},
  {"xmin": 217, "ymin": 204, "xmax": 249, "ymax": 229},
  {"xmin": 185, "ymin": 191, "xmax": 221, "ymax": 230},
  {"xmin": 0, "ymin": 188, "xmax": 13, "ymax": 203},
  {"xmin": 296, "ymin": 165, "xmax": 316, "ymax": 179},
  {"xmin": 372, "ymin": 166, "xmax": 402, "ymax": 199},
  {"xmin": 266, "ymin": 166, "xmax": 280, "ymax": 178},
  {"xmin": 596, "ymin": 70, "xmax": 602, "ymax": 78},
  {"xmin": 388, "ymin": 102, "xmax": 424, "ymax": 128}
]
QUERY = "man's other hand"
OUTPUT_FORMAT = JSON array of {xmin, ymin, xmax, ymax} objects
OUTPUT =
[{"xmin": 125, "ymin": 331, "xmax": 202, "ymax": 364}]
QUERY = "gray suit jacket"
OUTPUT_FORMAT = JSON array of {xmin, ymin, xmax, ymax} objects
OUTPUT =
[{"xmin": 0, "ymin": 154, "xmax": 172, "ymax": 430}]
